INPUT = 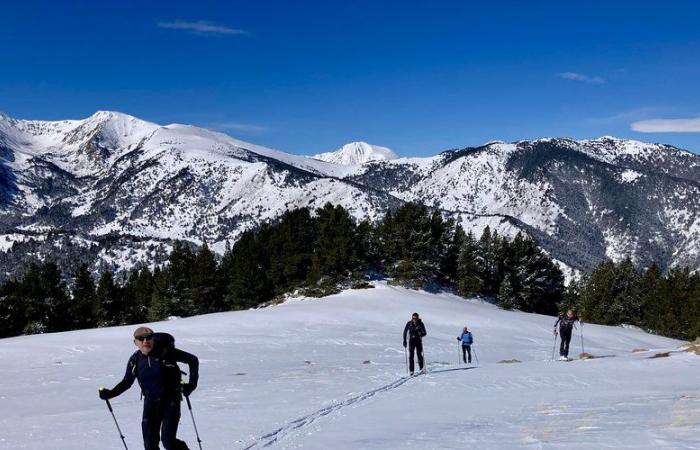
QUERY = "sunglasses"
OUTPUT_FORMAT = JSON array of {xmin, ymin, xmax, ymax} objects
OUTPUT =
[{"xmin": 135, "ymin": 334, "xmax": 153, "ymax": 342}]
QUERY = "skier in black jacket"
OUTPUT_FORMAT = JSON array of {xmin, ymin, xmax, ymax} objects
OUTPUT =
[
  {"xmin": 403, "ymin": 312, "xmax": 427, "ymax": 375},
  {"xmin": 553, "ymin": 310, "xmax": 578, "ymax": 360},
  {"xmin": 99, "ymin": 327, "xmax": 199, "ymax": 450}
]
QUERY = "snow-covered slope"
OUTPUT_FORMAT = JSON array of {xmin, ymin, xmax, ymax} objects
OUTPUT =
[
  {"xmin": 1, "ymin": 111, "xmax": 700, "ymax": 279},
  {"xmin": 313, "ymin": 141, "xmax": 399, "ymax": 165},
  {"xmin": 0, "ymin": 283, "xmax": 694, "ymax": 449}
]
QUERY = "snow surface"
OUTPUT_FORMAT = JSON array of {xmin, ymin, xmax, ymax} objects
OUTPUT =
[
  {"xmin": 313, "ymin": 142, "xmax": 399, "ymax": 165},
  {"xmin": 0, "ymin": 283, "xmax": 696, "ymax": 450}
]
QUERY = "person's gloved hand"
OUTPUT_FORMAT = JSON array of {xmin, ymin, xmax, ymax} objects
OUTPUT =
[
  {"xmin": 456, "ymin": 337, "xmax": 461, "ymax": 341},
  {"xmin": 99, "ymin": 388, "xmax": 112, "ymax": 400},
  {"xmin": 182, "ymin": 383, "xmax": 196, "ymax": 397},
  {"xmin": 403, "ymin": 341, "xmax": 407, "ymax": 348}
]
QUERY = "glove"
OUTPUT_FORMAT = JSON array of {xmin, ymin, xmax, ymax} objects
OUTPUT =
[
  {"xmin": 182, "ymin": 383, "xmax": 196, "ymax": 397},
  {"xmin": 403, "ymin": 341, "xmax": 407, "ymax": 348},
  {"xmin": 456, "ymin": 337, "xmax": 461, "ymax": 341},
  {"xmin": 99, "ymin": 388, "xmax": 113, "ymax": 400},
  {"xmin": 553, "ymin": 329, "xmax": 558, "ymax": 336}
]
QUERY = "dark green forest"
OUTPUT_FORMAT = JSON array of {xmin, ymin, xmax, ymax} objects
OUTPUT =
[{"xmin": 0, "ymin": 202, "xmax": 698, "ymax": 341}]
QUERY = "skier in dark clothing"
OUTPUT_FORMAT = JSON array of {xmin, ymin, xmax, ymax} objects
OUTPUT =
[
  {"xmin": 457, "ymin": 326, "xmax": 474, "ymax": 363},
  {"xmin": 99, "ymin": 327, "xmax": 199, "ymax": 450},
  {"xmin": 553, "ymin": 310, "xmax": 577, "ymax": 360},
  {"xmin": 403, "ymin": 312, "xmax": 427, "ymax": 375}
]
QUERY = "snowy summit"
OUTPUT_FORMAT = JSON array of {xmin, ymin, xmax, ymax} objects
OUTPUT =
[{"xmin": 313, "ymin": 141, "xmax": 399, "ymax": 165}]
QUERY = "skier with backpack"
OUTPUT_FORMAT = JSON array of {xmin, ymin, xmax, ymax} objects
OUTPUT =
[
  {"xmin": 98, "ymin": 327, "xmax": 199, "ymax": 450},
  {"xmin": 553, "ymin": 310, "xmax": 577, "ymax": 360},
  {"xmin": 403, "ymin": 312, "xmax": 427, "ymax": 375},
  {"xmin": 457, "ymin": 326, "xmax": 474, "ymax": 364}
]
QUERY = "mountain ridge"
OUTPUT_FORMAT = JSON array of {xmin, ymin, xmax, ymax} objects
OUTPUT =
[{"xmin": 0, "ymin": 110, "xmax": 699, "ymax": 281}]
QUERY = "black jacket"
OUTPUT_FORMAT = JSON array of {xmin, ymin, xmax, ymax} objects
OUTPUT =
[
  {"xmin": 554, "ymin": 316, "xmax": 577, "ymax": 332},
  {"xmin": 403, "ymin": 319, "xmax": 427, "ymax": 344},
  {"xmin": 109, "ymin": 348, "xmax": 199, "ymax": 400}
]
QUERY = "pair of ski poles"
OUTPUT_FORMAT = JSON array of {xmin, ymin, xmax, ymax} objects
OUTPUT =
[
  {"xmin": 456, "ymin": 342, "xmax": 479, "ymax": 366},
  {"xmin": 551, "ymin": 322, "xmax": 586, "ymax": 360},
  {"xmin": 100, "ymin": 388, "xmax": 203, "ymax": 450},
  {"xmin": 404, "ymin": 346, "xmax": 427, "ymax": 375}
]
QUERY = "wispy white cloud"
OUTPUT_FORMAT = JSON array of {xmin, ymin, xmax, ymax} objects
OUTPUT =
[
  {"xmin": 209, "ymin": 122, "xmax": 270, "ymax": 135},
  {"xmin": 558, "ymin": 72, "xmax": 605, "ymax": 84},
  {"xmin": 631, "ymin": 116, "xmax": 700, "ymax": 133},
  {"xmin": 157, "ymin": 20, "xmax": 247, "ymax": 36},
  {"xmin": 584, "ymin": 107, "xmax": 664, "ymax": 125}
]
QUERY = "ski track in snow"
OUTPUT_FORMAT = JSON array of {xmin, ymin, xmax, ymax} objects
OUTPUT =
[
  {"xmin": 243, "ymin": 366, "xmax": 478, "ymax": 449},
  {"xmin": 0, "ymin": 283, "xmax": 694, "ymax": 450}
]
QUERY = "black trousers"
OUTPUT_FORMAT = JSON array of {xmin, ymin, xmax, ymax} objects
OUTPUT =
[
  {"xmin": 559, "ymin": 327, "xmax": 572, "ymax": 357},
  {"xmin": 142, "ymin": 397, "xmax": 189, "ymax": 450},
  {"xmin": 408, "ymin": 339, "xmax": 424, "ymax": 373},
  {"xmin": 461, "ymin": 345, "xmax": 472, "ymax": 363}
]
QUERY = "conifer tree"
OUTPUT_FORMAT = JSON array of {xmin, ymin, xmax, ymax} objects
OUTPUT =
[
  {"xmin": 96, "ymin": 270, "xmax": 124, "ymax": 326},
  {"xmin": 123, "ymin": 267, "xmax": 154, "ymax": 323},
  {"xmin": 0, "ymin": 280, "xmax": 28, "ymax": 337},
  {"xmin": 457, "ymin": 231, "xmax": 483, "ymax": 296},
  {"xmin": 498, "ymin": 274, "xmax": 519, "ymax": 310},
  {"xmin": 309, "ymin": 203, "xmax": 358, "ymax": 284},
  {"xmin": 579, "ymin": 260, "xmax": 619, "ymax": 325},
  {"xmin": 71, "ymin": 264, "xmax": 98, "ymax": 329},
  {"xmin": 189, "ymin": 243, "xmax": 221, "ymax": 313}
]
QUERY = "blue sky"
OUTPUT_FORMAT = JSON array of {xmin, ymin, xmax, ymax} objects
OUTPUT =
[{"xmin": 1, "ymin": 1, "xmax": 699, "ymax": 156}]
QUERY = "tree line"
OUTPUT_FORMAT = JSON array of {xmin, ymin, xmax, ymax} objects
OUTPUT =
[
  {"xmin": 563, "ymin": 258, "xmax": 700, "ymax": 341},
  {"xmin": 0, "ymin": 202, "xmax": 697, "ymax": 341}
]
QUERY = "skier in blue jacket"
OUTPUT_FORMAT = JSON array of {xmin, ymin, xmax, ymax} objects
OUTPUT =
[{"xmin": 457, "ymin": 327, "xmax": 474, "ymax": 364}]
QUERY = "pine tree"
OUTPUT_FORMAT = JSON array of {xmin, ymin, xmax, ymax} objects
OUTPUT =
[
  {"xmin": 71, "ymin": 264, "xmax": 98, "ymax": 329},
  {"xmin": 96, "ymin": 270, "xmax": 124, "ymax": 326},
  {"xmin": 224, "ymin": 228, "xmax": 273, "ymax": 308},
  {"xmin": 476, "ymin": 226, "xmax": 498, "ymax": 295},
  {"xmin": 266, "ymin": 209, "xmax": 315, "ymax": 294},
  {"xmin": 189, "ymin": 243, "xmax": 221, "ymax": 313},
  {"xmin": 123, "ymin": 267, "xmax": 154, "ymax": 323},
  {"xmin": 579, "ymin": 260, "xmax": 618, "ymax": 325},
  {"xmin": 498, "ymin": 274, "xmax": 519, "ymax": 310},
  {"xmin": 149, "ymin": 266, "xmax": 172, "ymax": 321},
  {"xmin": 0, "ymin": 280, "xmax": 28, "ymax": 337},
  {"xmin": 309, "ymin": 203, "xmax": 358, "ymax": 285},
  {"xmin": 167, "ymin": 240, "xmax": 196, "ymax": 316},
  {"xmin": 457, "ymin": 231, "xmax": 483, "ymax": 296},
  {"xmin": 436, "ymin": 221, "xmax": 463, "ymax": 286},
  {"xmin": 640, "ymin": 264, "xmax": 664, "ymax": 333}
]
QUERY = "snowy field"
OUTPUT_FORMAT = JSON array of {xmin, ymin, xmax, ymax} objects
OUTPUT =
[{"xmin": 0, "ymin": 283, "xmax": 698, "ymax": 449}]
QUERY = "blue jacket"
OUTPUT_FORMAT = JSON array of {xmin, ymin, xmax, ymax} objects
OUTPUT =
[{"xmin": 458, "ymin": 332, "xmax": 473, "ymax": 346}]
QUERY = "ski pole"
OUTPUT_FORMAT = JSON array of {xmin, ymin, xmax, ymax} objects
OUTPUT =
[
  {"xmin": 579, "ymin": 321, "xmax": 585, "ymax": 355},
  {"xmin": 185, "ymin": 395, "xmax": 203, "ymax": 450},
  {"xmin": 458, "ymin": 342, "xmax": 461, "ymax": 365},
  {"xmin": 472, "ymin": 346, "xmax": 479, "ymax": 366},
  {"xmin": 404, "ymin": 346, "xmax": 409, "ymax": 375},
  {"xmin": 100, "ymin": 388, "xmax": 128, "ymax": 450},
  {"xmin": 551, "ymin": 333, "xmax": 557, "ymax": 361}
]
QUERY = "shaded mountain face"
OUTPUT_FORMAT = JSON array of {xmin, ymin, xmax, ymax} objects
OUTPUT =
[{"xmin": 0, "ymin": 111, "xmax": 698, "ymax": 281}]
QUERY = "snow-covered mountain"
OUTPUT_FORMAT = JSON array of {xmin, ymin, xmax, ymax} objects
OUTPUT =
[
  {"xmin": 0, "ymin": 283, "xmax": 693, "ymax": 449},
  {"xmin": 313, "ymin": 141, "xmax": 399, "ymax": 165},
  {"xmin": 1, "ymin": 110, "xmax": 699, "ymax": 279}
]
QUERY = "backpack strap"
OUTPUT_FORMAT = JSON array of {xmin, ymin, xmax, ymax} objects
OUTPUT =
[
  {"xmin": 129, "ymin": 350, "xmax": 140, "ymax": 376},
  {"xmin": 128, "ymin": 351, "xmax": 145, "ymax": 400}
]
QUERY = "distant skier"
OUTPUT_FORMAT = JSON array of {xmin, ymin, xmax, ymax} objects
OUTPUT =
[
  {"xmin": 457, "ymin": 326, "xmax": 474, "ymax": 363},
  {"xmin": 98, "ymin": 327, "xmax": 199, "ymax": 450},
  {"xmin": 403, "ymin": 312, "xmax": 427, "ymax": 375},
  {"xmin": 553, "ymin": 310, "xmax": 577, "ymax": 360}
]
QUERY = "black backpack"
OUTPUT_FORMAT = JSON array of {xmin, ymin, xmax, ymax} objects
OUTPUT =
[{"xmin": 130, "ymin": 332, "xmax": 185, "ymax": 396}]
